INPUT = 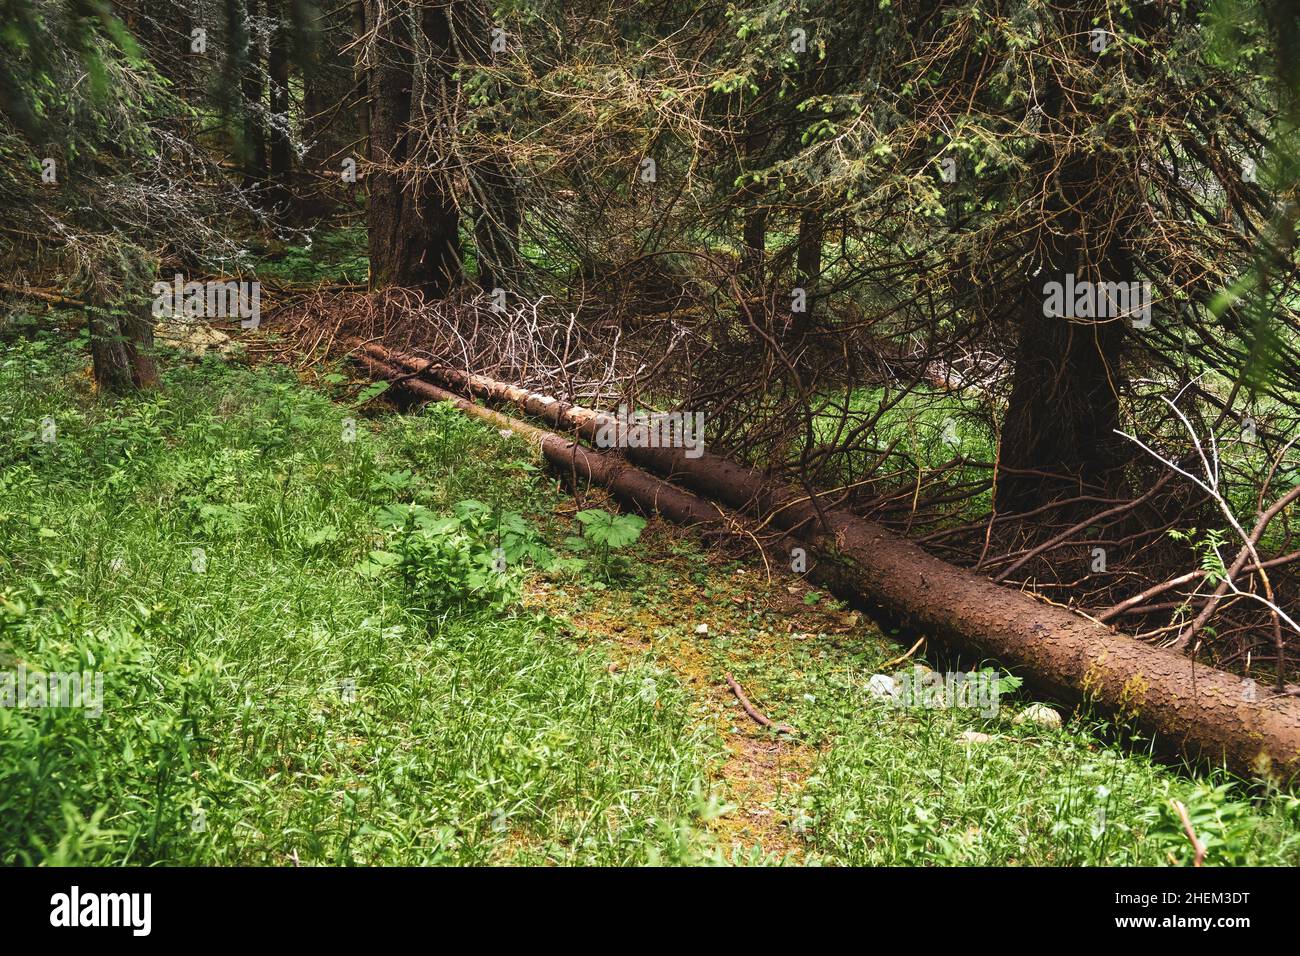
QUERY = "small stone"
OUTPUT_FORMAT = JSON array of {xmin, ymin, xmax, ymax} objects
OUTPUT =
[
  {"xmin": 958, "ymin": 730, "xmax": 992, "ymax": 744},
  {"xmin": 867, "ymin": 673, "xmax": 898, "ymax": 700},
  {"xmin": 1014, "ymin": 703, "xmax": 1062, "ymax": 730},
  {"xmin": 694, "ymin": 623, "xmax": 709, "ymax": 636}
]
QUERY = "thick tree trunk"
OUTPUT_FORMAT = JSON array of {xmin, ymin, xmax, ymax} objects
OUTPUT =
[
  {"xmin": 90, "ymin": 301, "xmax": 157, "ymax": 394},
  {"xmin": 994, "ymin": 6, "xmax": 1135, "ymax": 512},
  {"xmin": 363, "ymin": 343, "xmax": 1300, "ymax": 778},
  {"xmin": 267, "ymin": 5, "xmax": 293, "ymax": 212},
  {"xmin": 995, "ymin": 260, "xmax": 1126, "ymax": 512},
  {"xmin": 122, "ymin": 301, "xmax": 159, "ymax": 389},
  {"xmin": 89, "ymin": 311, "xmax": 133, "ymax": 395},
  {"xmin": 240, "ymin": 0, "xmax": 267, "ymax": 193},
  {"xmin": 365, "ymin": 0, "xmax": 462, "ymax": 295},
  {"xmin": 793, "ymin": 208, "xmax": 822, "ymax": 335}
]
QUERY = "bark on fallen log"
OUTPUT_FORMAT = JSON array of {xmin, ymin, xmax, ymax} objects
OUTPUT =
[
  {"xmin": 359, "ymin": 342, "xmax": 1300, "ymax": 779},
  {"xmin": 354, "ymin": 352, "xmax": 728, "ymax": 529}
]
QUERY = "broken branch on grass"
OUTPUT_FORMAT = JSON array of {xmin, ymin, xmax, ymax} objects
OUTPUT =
[{"xmin": 725, "ymin": 673, "xmax": 797, "ymax": 736}]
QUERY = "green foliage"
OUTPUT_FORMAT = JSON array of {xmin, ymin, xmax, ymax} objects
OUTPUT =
[
  {"xmin": 254, "ymin": 227, "xmax": 370, "ymax": 285},
  {"xmin": 0, "ymin": 334, "xmax": 721, "ymax": 865},
  {"xmin": 358, "ymin": 499, "xmax": 553, "ymax": 615},
  {"xmin": 563, "ymin": 508, "xmax": 646, "ymax": 583},
  {"xmin": 1168, "ymin": 527, "xmax": 1230, "ymax": 586},
  {"xmin": 801, "ymin": 702, "xmax": 1300, "ymax": 866}
]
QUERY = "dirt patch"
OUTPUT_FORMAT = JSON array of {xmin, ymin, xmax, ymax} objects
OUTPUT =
[{"xmin": 524, "ymin": 512, "xmax": 889, "ymax": 862}]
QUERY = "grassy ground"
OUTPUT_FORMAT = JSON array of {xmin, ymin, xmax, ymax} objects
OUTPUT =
[
  {"xmin": 3, "ymin": 327, "xmax": 1300, "ymax": 865},
  {"xmin": 0, "ymin": 332, "xmax": 720, "ymax": 865}
]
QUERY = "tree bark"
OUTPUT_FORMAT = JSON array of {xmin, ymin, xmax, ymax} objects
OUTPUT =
[
  {"xmin": 355, "ymin": 352, "xmax": 728, "ymax": 528},
  {"xmin": 793, "ymin": 208, "xmax": 822, "ymax": 335},
  {"xmin": 364, "ymin": 343, "xmax": 1300, "ymax": 779},
  {"xmin": 122, "ymin": 300, "xmax": 159, "ymax": 389},
  {"xmin": 298, "ymin": 10, "xmax": 355, "ymax": 223},
  {"xmin": 90, "ymin": 301, "xmax": 157, "ymax": 394},
  {"xmin": 994, "ymin": 40, "xmax": 1130, "ymax": 512},
  {"xmin": 267, "ymin": 3, "xmax": 293, "ymax": 212},
  {"xmin": 89, "ymin": 311, "xmax": 134, "ymax": 395},
  {"xmin": 239, "ymin": 0, "xmax": 267, "ymax": 193},
  {"xmin": 996, "ymin": 257, "xmax": 1126, "ymax": 512},
  {"xmin": 365, "ymin": 0, "xmax": 462, "ymax": 295}
]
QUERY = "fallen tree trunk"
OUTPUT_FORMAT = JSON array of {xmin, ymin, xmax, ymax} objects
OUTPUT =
[
  {"xmin": 357, "ymin": 341, "xmax": 1300, "ymax": 778},
  {"xmin": 355, "ymin": 352, "xmax": 730, "ymax": 529}
]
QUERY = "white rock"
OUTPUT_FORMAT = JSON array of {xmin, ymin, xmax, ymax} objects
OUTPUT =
[
  {"xmin": 867, "ymin": 673, "xmax": 899, "ymax": 700},
  {"xmin": 694, "ymin": 623, "xmax": 709, "ymax": 635},
  {"xmin": 958, "ymin": 730, "xmax": 992, "ymax": 744},
  {"xmin": 1013, "ymin": 703, "xmax": 1062, "ymax": 730}
]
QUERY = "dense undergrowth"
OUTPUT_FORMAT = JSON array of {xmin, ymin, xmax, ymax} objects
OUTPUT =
[
  {"xmin": 2, "ymin": 327, "xmax": 1300, "ymax": 865},
  {"xmin": 0, "ymin": 331, "xmax": 719, "ymax": 864}
]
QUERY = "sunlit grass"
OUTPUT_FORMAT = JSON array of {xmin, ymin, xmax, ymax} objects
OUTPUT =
[{"xmin": 0, "ymin": 334, "xmax": 720, "ymax": 865}]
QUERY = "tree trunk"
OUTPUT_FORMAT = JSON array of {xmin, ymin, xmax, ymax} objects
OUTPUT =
[
  {"xmin": 994, "ymin": 27, "xmax": 1131, "ymax": 512},
  {"xmin": 356, "ymin": 352, "xmax": 730, "ymax": 528},
  {"xmin": 89, "ymin": 311, "xmax": 134, "ymax": 395},
  {"xmin": 365, "ymin": 0, "xmax": 462, "ymax": 295},
  {"xmin": 362, "ymin": 343, "xmax": 1300, "ymax": 778},
  {"xmin": 90, "ymin": 300, "xmax": 157, "ymax": 394},
  {"xmin": 995, "ymin": 258, "xmax": 1126, "ymax": 512},
  {"xmin": 267, "ymin": 4, "xmax": 293, "ymax": 212},
  {"xmin": 792, "ymin": 208, "xmax": 823, "ymax": 335},
  {"xmin": 240, "ymin": 0, "xmax": 267, "ymax": 193},
  {"xmin": 122, "ymin": 300, "xmax": 159, "ymax": 389},
  {"xmin": 298, "ymin": 17, "xmax": 355, "ymax": 223}
]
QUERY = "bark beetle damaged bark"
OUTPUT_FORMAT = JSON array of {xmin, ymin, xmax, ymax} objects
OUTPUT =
[{"xmin": 355, "ymin": 341, "xmax": 1300, "ymax": 780}]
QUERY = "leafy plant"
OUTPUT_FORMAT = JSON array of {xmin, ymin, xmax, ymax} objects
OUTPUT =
[
  {"xmin": 358, "ymin": 499, "xmax": 552, "ymax": 614},
  {"xmin": 564, "ymin": 509, "xmax": 646, "ymax": 583},
  {"xmin": 1167, "ymin": 527, "xmax": 1230, "ymax": 585}
]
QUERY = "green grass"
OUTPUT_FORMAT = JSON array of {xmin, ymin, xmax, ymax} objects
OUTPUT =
[
  {"xmin": 799, "ymin": 701, "xmax": 1300, "ymax": 866},
  {"xmin": 253, "ymin": 225, "xmax": 370, "ymax": 285},
  {"xmin": 542, "ymin": 527, "xmax": 1300, "ymax": 866},
  {"xmin": 0, "ymin": 333, "xmax": 722, "ymax": 865},
  {"xmin": 4, "ymin": 329, "xmax": 1300, "ymax": 866}
]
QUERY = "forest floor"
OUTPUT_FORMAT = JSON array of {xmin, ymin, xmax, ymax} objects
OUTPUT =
[{"xmin": 4, "ymin": 324, "xmax": 1300, "ymax": 865}]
